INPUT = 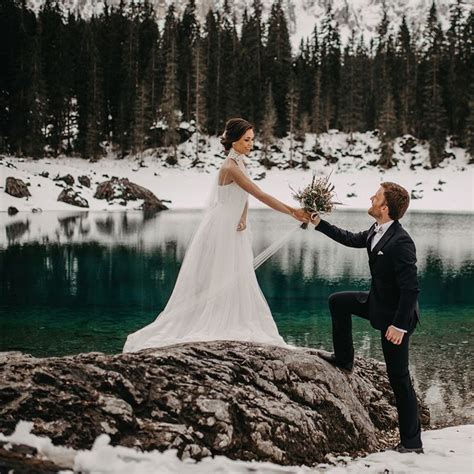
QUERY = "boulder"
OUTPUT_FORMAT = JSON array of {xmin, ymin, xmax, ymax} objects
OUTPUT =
[
  {"xmin": 94, "ymin": 177, "xmax": 167, "ymax": 212},
  {"xmin": 5, "ymin": 177, "xmax": 31, "ymax": 198},
  {"xmin": 7, "ymin": 206, "xmax": 19, "ymax": 216},
  {"xmin": 57, "ymin": 188, "xmax": 89, "ymax": 208},
  {"xmin": 54, "ymin": 174, "xmax": 75, "ymax": 186},
  {"xmin": 78, "ymin": 175, "xmax": 91, "ymax": 188},
  {"xmin": 0, "ymin": 343, "xmax": 429, "ymax": 466}
]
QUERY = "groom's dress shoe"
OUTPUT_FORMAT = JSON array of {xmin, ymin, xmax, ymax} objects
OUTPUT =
[
  {"xmin": 389, "ymin": 443, "xmax": 424, "ymax": 454},
  {"xmin": 318, "ymin": 352, "xmax": 353, "ymax": 372}
]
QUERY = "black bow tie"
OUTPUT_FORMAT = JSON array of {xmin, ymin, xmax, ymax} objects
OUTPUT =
[{"xmin": 374, "ymin": 224, "xmax": 384, "ymax": 234}]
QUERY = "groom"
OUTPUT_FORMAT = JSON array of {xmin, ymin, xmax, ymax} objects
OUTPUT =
[{"xmin": 311, "ymin": 182, "xmax": 423, "ymax": 453}]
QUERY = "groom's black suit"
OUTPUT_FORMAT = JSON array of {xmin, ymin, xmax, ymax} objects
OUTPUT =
[{"xmin": 315, "ymin": 219, "xmax": 422, "ymax": 449}]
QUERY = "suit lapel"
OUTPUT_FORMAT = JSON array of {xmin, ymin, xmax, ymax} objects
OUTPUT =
[{"xmin": 370, "ymin": 221, "xmax": 400, "ymax": 258}]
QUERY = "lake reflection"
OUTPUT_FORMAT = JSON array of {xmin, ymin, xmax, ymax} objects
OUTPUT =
[{"xmin": 0, "ymin": 209, "xmax": 473, "ymax": 426}]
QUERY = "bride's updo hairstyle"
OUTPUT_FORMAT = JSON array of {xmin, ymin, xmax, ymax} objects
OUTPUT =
[{"xmin": 220, "ymin": 118, "xmax": 253, "ymax": 152}]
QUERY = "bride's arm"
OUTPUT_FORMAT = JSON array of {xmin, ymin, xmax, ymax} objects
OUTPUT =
[
  {"xmin": 229, "ymin": 164, "xmax": 307, "ymax": 221},
  {"xmin": 238, "ymin": 200, "xmax": 248, "ymax": 229}
]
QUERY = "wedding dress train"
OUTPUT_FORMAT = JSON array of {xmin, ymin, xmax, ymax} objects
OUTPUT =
[{"xmin": 123, "ymin": 149, "xmax": 286, "ymax": 352}]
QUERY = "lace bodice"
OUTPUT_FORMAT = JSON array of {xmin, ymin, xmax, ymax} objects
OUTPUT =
[{"xmin": 227, "ymin": 148, "xmax": 247, "ymax": 172}]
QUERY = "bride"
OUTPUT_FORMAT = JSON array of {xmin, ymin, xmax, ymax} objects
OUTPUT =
[{"xmin": 123, "ymin": 118, "xmax": 309, "ymax": 352}]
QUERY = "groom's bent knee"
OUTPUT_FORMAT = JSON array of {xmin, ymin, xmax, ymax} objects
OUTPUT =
[
  {"xmin": 328, "ymin": 292, "xmax": 342, "ymax": 310},
  {"xmin": 328, "ymin": 291, "xmax": 354, "ymax": 307}
]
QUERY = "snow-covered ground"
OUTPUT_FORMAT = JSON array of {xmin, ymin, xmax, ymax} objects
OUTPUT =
[
  {"xmin": 1, "ymin": 131, "xmax": 472, "ymax": 214},
  {"xmin": 0, "ymin": 421, "xmax": 472, "ymax": 473}
]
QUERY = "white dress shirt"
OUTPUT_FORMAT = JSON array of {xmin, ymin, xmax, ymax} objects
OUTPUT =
[
  {"xmin": 371, "ymin": 220, "xmax": 394, "ymax": 250},
  {"xmin": 371, "ymin": 220, "xmax": 407, "ymax": 334}
]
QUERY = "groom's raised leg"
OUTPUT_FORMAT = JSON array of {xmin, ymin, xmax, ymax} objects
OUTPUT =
[{"xmin": 328, "ymin": 291, "xmax": 368, "ymax": 367}]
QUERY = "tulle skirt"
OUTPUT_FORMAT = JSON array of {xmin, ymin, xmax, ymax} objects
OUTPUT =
[{"xmin": 123, "ymin": 185, "xmax": 286, "ymax": 352}]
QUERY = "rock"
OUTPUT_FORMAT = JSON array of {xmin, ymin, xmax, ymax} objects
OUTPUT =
[
  {"xmin": 54, "ymin": 174, "xmax": 75, "ymax": 186},
  {"xmin": 254, "ymin": 172, "xmax": 266, "ymax": 181},
  {"xmin": 94, "ymin": 177, "xmax": 167, "ymax": 213},
  {"xmin": 7, "ymin": 206, "xmax": 19, "ymax": 216},
  {"xmin": 57, "ymin": 188, "xmax": 89, "ymax": 208},
  {"xmin": 5, "ymin": 177, "xmax": 31, "ymax": 198},
  {"xmin": 0, "ymin": 443, "xmax": 63, "ymax": 473},
  {"xmin": 39, "ymin": 171, "xmax": 49, "ymax": 178},
  {"xmin": 78, "ymin": 175, "xmax": 91, "ymax": 188},
  {"xmin": 400, "ymin": 136, "xmax": 417, "ymax": 153},
  {"xmin": 0, "ymin": 343, "xmax": 429, "ymax": 466}
]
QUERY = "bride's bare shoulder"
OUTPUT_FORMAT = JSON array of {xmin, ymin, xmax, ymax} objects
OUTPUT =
[{"xmin": 218, "ymin": 158, "xmax": 238, "ymax": 184}]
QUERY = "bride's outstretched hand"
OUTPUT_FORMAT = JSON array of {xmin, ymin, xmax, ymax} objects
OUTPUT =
[{"xmin": 291, "ymin": 208, "xmax": 311, "ymax": 223}]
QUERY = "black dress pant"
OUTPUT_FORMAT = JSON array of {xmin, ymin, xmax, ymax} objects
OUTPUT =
[{"xmin": 328, "ymin": 291, "xmax": 422, "ymax": 448}]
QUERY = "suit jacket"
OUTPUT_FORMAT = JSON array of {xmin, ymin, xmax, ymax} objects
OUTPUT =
[{"xmin": 316, "ymin": 219, "xmax": 420, "ymax": 331}]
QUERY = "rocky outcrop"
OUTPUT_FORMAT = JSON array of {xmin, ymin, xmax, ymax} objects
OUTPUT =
[
  {"xmin": 0, "ymin": 343, "xmax": 428, "ymax": 467},
  {"xmin": 94, "ymin": 177, "xmax": 168, "ymax": 212},
  {"xmin": 5, "ymin": 177, "xmax": 31, "ymax": 198},
  {"xmin": 57, "ymin": 188, "xmax": 89, "ymax": 208}
]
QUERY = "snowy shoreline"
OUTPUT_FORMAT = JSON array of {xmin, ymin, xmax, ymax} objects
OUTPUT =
[
  {"xmin": 1, "ymin": 132, "xmax": 472, "ymax": 214},
  {"xmin": 1, "ymin": 422, "xmax": 472, "ymax": 473}
]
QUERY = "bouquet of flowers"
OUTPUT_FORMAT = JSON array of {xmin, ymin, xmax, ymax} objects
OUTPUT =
[{"xmin": 291, "ymin": 173, "xmax": 339, "ymax": 229}]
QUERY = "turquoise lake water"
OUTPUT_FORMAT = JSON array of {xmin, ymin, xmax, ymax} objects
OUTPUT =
[{"xmin": 1, "ymin": 209, "xmax": 472, "ymax": 425}]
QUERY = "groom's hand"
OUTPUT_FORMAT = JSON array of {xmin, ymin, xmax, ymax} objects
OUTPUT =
[
  {"xmin": 311, "ymin": 213, "xmax": 321, "ymax": 227},
  {"xmin": 385, "ymin": 325, "xmax": 405, "ymax": 345}
]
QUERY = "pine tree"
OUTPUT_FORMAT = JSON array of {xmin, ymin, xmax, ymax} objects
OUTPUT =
[
  {"xmin": 396, "ymin": 16, "xmax": 417, "ymax": 136},
  {"xmin": 340, "ymin": 31, "xmax": 364, "ymax": 139},
  {"xmin": 27, "ymin": 21, "xmax": 47, "ymax": 157},
  {"xmin": 132, "ymin": 79, "xmax": 152, "ymax": 158},
  {"xmin": 445, "ymin": 0, "xmax": 469, "ymax": 143},
  {"xmin": 286, "ymin": 79, "xmax": 299, "ymax": 166},
  {"xmin": 420, "ymin": 2, "xmax": 447, "ymax": 167},
  {"xmin": 239, "ymin": 1, "xmax": 265, "ymax": 128},
  {"xmin": 260, "ymin": 82, "xmax": 277, "ymax": 168},
  {"xmin": 467, "ymin": 81, "xmax": 474, "ymax": 159},
  {"xmin": 192, "ymin": 31, "xmax": 207, "ymax": 161},
  {"xmin": 219, "ymin": 3, "xmax": 240, "ymax": 122},
  {"xmin": 296, "ymin": 112, "xmax": 310, "ymax": 169},
  {"xmin": 178, "ymin": 0, "xmax": 199, "ymax": 122},
  {"xmin": 38, "ymin": 0, "xmax": 70, "ymax": 155},
  {"xmin": 203, "ymin": 9, "xmax": 220, "ymax": 134},
  {"xmin": 309, "ymin": 25, "xmax": 322, "ymax": 134},
  {"xmin": 372, "ymin": 11, "xmax": 394, "ymax": 132},
  {"xmin": 463, "ymin": 10, "xmax": 474, "ymax": 155},
  {"xmin": 82, "ymin": 21, "xmax": 104, "ymax": 161},
  {"xmin": 116, "ymin": 9, "xmax": 139, "ymax": 157},
  {"xmin": 160, "ymin": 6, "xmax": 180, "ymax": 163},
  {"xmin": 266, "ymin": 0, "xmax": 292, "ymax": 136},
  {"xmin": 378, "ymin": 92, "xmax": 397, "ymax": 168},
  {"xmin": 319, "ymin": 6, "xmax": 341, "ymax": 131},
  {"xmin": 9, "ymin": 0, "xmax": 34, "ymax": 155}
]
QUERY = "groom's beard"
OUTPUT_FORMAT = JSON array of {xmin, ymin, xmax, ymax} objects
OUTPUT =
[{"xmin": 368, "ymin": 206, "xmax": 381, "ymax": 219}]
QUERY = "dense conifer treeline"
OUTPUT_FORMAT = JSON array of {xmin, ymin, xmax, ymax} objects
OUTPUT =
[{"xmin": 0, "ymin": 0, "xmax": 472, "ymax": 167}]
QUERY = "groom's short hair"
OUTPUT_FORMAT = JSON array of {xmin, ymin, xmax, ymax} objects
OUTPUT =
[{"xmin": 381, "ymin": 182, "xmax": 410, "ymax": 220}]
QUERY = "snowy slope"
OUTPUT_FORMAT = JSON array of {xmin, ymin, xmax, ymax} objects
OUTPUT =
[
  {"xmin": 1, "ymin": 131, "xmax": 472, "ymax": 214},
  {"xmin": 25, "ymin": 0, "xmax": 464, "ymax": 50}
]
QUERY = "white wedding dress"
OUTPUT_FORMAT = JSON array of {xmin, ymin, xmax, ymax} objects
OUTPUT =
[{"xmin": 123, "ymin": 149, "xmax": 286, "ymax": 352}]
